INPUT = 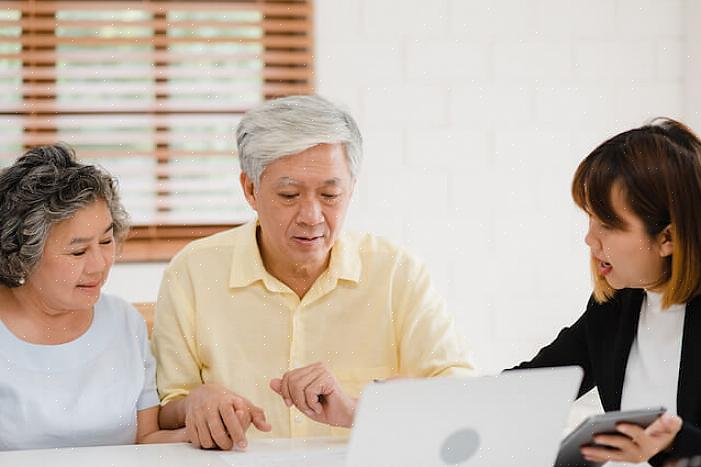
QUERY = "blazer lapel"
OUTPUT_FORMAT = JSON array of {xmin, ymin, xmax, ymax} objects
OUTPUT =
[
  {"xmin": 608, "ymin": 289, "xmax": 644, "ymax": 411},
  {"xmin": 677, "ymin": 295, "xmax": 701, "ymax": 424}
]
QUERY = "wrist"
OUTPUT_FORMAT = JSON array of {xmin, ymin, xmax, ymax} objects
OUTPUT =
[{"xmin": 343, "ymin": 397, "xmax": 358, "ymax": 428}]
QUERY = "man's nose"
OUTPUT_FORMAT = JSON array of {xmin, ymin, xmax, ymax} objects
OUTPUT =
[{"xmin": 296, "ymin": 197, "xmax": 323, "ymax": 225}]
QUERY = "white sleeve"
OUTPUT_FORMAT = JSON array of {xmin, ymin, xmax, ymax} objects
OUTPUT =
[{"xmin": 135, "ymin": 312, "xmax": 160, "ymax": 411}]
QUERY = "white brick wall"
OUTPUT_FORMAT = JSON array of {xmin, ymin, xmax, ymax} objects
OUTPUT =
[
  {"xmin": 315, "ymin": 0, "xmax": 696, "ymax": 373},
  {"xmin": 108, "ymin": 0, "xmax": 699, "ymax": 378},
  {"xmin": 685, "ymin": 0, "xmax": 701, "ymax": 131}
]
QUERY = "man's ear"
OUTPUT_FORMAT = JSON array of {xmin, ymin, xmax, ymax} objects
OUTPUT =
[
  {"xmin": 658, "ymin": 224, "xmax": 674, "ymax": 258},
  {"xmin": 240, "ymin": 172, "xmax": 257, "ymax": 211}
]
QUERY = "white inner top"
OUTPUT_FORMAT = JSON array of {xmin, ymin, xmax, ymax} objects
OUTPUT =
[{"xmin": 620, "ymin": 290, "xmax": 686, "ymax": 414}]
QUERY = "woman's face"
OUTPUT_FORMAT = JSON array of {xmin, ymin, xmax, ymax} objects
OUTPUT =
[
  {"xmin": 24, "ymin": 199, "xmax": 116, "ymax": 313},
  {"xmin": 584, "ymin": 185, "xmax": 672, "ymax": 291}
]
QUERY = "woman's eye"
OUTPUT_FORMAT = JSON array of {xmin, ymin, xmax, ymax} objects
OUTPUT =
[{"xmin": 99, "ymin": 238, "xmax": 113, "ymax": 245}]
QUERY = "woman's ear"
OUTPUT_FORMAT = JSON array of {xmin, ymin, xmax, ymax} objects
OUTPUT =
[
  {"xmin": 658, "ymin": 225, "xmax": 674, "ymax": 257},
  {"xmin": 240, "ymin": 172, "xmax": 257, "ymax": 211}
]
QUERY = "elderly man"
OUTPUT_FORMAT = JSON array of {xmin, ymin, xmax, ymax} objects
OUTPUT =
[{"xmin": 153, "ymin": 95, "xmax": 471, "ymax": 450}]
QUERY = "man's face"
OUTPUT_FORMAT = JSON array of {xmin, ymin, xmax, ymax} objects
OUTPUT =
[{"xmin": 241, "ymin": 143, "xmax": 354, "ymax": 273}]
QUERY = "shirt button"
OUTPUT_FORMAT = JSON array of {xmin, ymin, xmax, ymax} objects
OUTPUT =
[{"xmin": 294, "ymin": 415, "xmax": 302, "ymax": 424}]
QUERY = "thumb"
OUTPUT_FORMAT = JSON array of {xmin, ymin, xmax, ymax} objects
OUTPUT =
[
  {"xmin": 660, "ymin": 413, "xmax": 682, "ymax": 433},
  {"xmin": 647, "ymin": 413, "xmax": 682, "ymax": 436},
  {"xmin": 269, "ymin": 378, "xmax": 282, "ymax": 395}
]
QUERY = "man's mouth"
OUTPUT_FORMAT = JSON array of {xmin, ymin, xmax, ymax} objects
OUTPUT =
[{"xmin": 292, "ymin": 235, "xmax": 324, "ymax": 243}]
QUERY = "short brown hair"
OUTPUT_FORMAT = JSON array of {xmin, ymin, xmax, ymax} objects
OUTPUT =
[{"xmin": 572, "ymin": 118, "xmax": 701, "ymax": 307}]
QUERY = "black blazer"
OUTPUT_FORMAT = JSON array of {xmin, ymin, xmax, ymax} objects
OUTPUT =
[{"xmin": 513, "ymin": 288, "xmax": 701, "ymax": 466}]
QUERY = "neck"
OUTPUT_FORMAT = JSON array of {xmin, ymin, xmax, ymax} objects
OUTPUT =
[
  {"xmin": 257, "ymin": 230, "xmax": 329, "ymax": 299},
  {"xmin": 0, "ymin": 286, "xmax": 93, "ymax": 345}
]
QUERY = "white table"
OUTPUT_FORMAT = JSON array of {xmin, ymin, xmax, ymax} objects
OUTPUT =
[{"xmin": 0, "ymin": 438, "xmax": 348, "ymax": 467}]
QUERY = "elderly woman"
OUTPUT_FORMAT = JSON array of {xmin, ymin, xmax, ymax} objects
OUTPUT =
[{"xmin": 0, "ymin": 144, "xmax": 185, "ymax": 450}]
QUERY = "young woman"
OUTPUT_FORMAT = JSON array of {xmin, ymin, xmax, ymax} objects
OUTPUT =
[
  {"xmin": 0, "ymin": 144, "xmax": 186, "ymax": 450},
  {"xmin": 515, "ymin": 118, "xmax": 701, "ymax": 466}
]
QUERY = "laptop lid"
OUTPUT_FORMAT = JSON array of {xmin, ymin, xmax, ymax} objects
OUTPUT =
[{"xmin": 347, "ymin": 366, "xmax": 583, "ymax": 467}]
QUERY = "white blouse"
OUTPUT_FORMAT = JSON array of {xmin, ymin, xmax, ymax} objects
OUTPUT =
[
  {"xmin": 621, "ymin": 290, "xmax": 686, "ymax": 415},
  {"xmin": 0, "ymin": 293, "xmax": 159, "ymax": 450}
]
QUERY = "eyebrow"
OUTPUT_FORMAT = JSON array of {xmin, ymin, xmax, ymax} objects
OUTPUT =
[
  {"xmin": 69, "ymin": 223, "xmax": 115, "ymax": 246},
  {"xmin": 274, "ymin": 177, "xmax": 342, "ymax": 187}
]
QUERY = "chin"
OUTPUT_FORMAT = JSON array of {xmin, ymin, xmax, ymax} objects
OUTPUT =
[{"xmin": 603, "ymin": 279, "xmax": 625, "ymax": 290}]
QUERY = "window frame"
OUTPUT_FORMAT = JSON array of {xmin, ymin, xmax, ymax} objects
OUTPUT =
[{"xmin": 0, "ymin": 0, "xmax": 315, "ymax": 263}]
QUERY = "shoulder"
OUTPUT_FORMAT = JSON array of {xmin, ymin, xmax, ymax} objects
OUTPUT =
[
  {"xmin": 581, "ymin": 288, "xmax": 643, "ymax": 323},
  {"xmin": 95, "ymin": 293, "xmax": 148, "ymax": 339},
  {"xmin": 345, "ymin": 231, "xmax": 429, "ymax": 282},
  {"xmin": 166, "ymin": 224, "xmax": 249, "ymax": 274},
  {"xmin": 349, "ymin": 231, "xmax": 421, "ymax": 266},
  {"xmin": 173, "ymin": 225, "xmax": 244, "ymax": 261}
]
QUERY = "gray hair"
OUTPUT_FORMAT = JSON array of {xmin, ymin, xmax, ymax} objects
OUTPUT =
[
  {"xmin": 0, "ymin": 143, "xmax": 129, "ymax": 288},
  {"xmin": 236, "ymin": 95, "xmax": 363, "ymax": 187}
]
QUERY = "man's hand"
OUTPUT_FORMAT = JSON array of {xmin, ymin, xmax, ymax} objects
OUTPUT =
[
  {"xmin": 580, "ymin": 412, "xmax": 682, "ymax": 464},
  {"xmin": 185, "ymin": 383, "xmax": 271, "ymax": 450},
  {"xmin": 270, "ymin": 362, "xmax": 357, "ymax": 428}
]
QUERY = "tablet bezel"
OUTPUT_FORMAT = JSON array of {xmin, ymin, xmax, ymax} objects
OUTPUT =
[{"xmin": 554, "ymin": 407, "xmax": 667, "ymax": 467}]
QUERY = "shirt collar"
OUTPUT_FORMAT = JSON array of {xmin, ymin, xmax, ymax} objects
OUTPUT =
[
  {"xmin": 326, "ymin": 232, "xmax": 362, "ymax": 284},
  {"xmin": 228, "ymin": 220, "xmax": 280, "ymax": 290}
]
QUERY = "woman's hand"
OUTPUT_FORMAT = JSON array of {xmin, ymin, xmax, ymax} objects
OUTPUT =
[{"xmin": 580, "ymin": 412, "xmax": 683, "ymax": 464}]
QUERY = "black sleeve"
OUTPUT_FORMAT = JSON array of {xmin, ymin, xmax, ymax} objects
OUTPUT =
[
  {"xmin": 509, "ymin": 296, "xmax": 597, "ymax": 398},
  {"xmin": 649, "ymin": 421, "xmax": 701, "ymax": 467}
]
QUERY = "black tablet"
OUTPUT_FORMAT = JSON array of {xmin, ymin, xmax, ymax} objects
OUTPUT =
[{"xmin": 554, "ymin": 407, "xmax": 667, "ymax": 467}]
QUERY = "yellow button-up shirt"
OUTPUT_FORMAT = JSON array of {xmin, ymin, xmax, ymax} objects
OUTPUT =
[{"xmin": 152, "ymin": 220, "xmax": 471, "ymax": 438}]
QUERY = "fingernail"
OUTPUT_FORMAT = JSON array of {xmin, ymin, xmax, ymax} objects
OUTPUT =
[
  {"xmin": 285, "ymin": 398, "xmax": 292, "ymax": 407},
  {"xmin": 238, "ymin": 441, "xmax": 247, "ymax": 449}
]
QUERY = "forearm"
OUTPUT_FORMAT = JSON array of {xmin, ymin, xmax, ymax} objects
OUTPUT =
[
  {"xmin": 138, "ymin": 427, "xmax": 188, "ymax": 444},
  {"xmin": 158, "ymin": 397, "xmax": 188, "ymax": 429}
]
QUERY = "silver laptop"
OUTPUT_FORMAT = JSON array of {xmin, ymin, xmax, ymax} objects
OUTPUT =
[{"xmin": 347, "ymin": 366, "xmax": 583, "ymax": 467}]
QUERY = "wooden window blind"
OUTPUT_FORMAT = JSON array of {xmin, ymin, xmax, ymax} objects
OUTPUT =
[{"xmin": 0, "ymin": 0, "xmax": 313, "ymax": 258}]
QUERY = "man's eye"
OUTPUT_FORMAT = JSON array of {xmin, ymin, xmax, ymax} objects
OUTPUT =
[
  {"xmin": 279, "ymin": 193, "xmax": 299, "ymax": 200},
  {"xmin": 321, "ymin": 193, "xmax": 340, "ymax": 200},
  {"xmin": 71, "ymin": 251, "xmax": 87, "ymax": 257}
]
